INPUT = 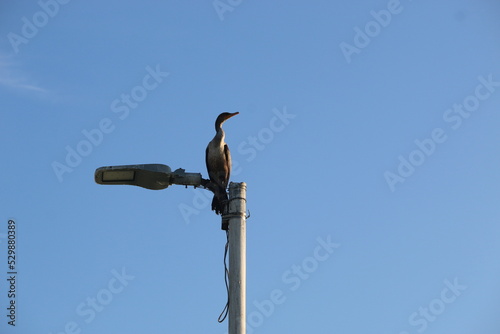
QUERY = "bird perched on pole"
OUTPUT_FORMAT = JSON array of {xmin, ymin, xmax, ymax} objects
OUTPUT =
[{"xmin": 206, "ymin": 112, "xmax": 239, "ymax": 215}]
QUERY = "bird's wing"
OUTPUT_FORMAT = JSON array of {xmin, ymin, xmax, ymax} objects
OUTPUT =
[
  {"xmin": 224, "ymin": 143, "xmax": 231, "ymax": 187},
  {"xmin": 205, "ymin": 145, "xmax": 210, "ymax": 173}
]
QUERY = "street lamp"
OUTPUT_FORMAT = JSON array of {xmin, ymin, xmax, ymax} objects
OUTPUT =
[
  {"xmin": 94, "ymin": 163, "xmax": 247, "ymax": 334},
  {"xmin": 95, "ymin": 163, "xmax": 207, "ymax": 190}
]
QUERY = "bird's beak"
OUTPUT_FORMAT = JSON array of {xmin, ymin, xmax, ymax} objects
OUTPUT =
[{"xmin": 223, "ymin": 112, "xmax": 239, "ymax": 121}]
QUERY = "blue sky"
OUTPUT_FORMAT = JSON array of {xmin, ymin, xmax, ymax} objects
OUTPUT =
[{"xmin": 1, "ymin": 0, "xmax": 500, "ymax": 333}]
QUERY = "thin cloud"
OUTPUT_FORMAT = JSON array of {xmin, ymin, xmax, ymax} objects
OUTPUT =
[
  {"xmin": 0, "ymin": 55, "xmax": 49, "ymax": 96},
  {"xmin": 0, "ymin": 75, "xmax": 48, "ymax": 93}
]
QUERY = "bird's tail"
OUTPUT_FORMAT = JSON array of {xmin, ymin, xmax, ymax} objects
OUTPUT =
[{"xmin": 212, "ymin": 187, "xmax": 228, "ymax": 215}]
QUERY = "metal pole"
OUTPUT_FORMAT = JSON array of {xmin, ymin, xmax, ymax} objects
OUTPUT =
[{"xmin": 227, "ymin": 182, "xmax": 246, "ymax": 334}]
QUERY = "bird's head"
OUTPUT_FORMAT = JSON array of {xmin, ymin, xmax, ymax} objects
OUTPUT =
[{"xmin": 215, "ymin": 112, "xmax": 239, "ymax": 130}]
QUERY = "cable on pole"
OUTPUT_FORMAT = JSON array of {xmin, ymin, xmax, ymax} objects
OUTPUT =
[{"xmin": 218, "ymin": 229, "xmax": 230, "ymax": 323}]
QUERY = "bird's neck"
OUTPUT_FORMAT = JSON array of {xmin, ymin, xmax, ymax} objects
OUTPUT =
[{"xmin": 213, "ymin": 128, "xmax": 225, "ymax": 145}]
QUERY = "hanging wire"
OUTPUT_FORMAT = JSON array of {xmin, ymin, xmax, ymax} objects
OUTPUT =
[{"xmin": 218, "ymin": 229, "xmax": 230, "ymax": 323}]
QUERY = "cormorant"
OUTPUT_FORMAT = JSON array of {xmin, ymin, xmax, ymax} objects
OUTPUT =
[{"xmin": 205, "ymin": 112, "xmax": 239, "ymax": 215}]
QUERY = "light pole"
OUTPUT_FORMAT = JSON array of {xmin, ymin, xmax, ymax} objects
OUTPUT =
[
  {"xmin": 226, "ymin": 182, "xmax": 246, "ymax": 334},
  {"xmin": 94, "ymin": 163, "xmax": 247, "ymax": 334}
]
